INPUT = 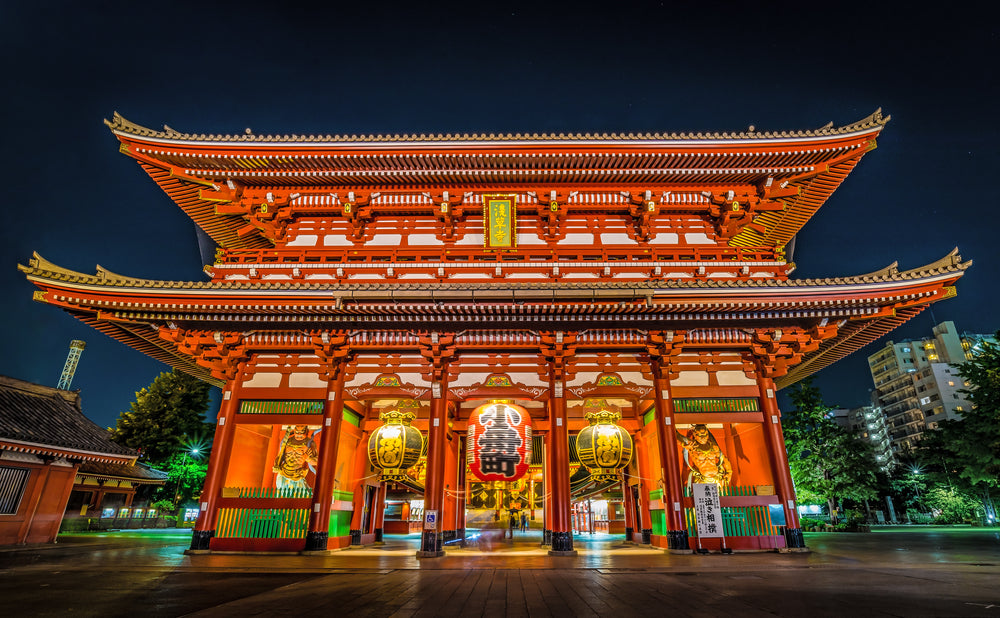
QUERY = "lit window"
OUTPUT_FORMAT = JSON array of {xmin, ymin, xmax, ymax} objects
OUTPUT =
[
  {"xmin": 956, "ymin": 406, "xmax": 964, "ymax": 412},
  {"xmin": 948, "ymin": 381, "xmax": 955, "ymax": 386}
]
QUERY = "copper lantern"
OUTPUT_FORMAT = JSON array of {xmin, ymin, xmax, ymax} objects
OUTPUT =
[
  {"xmin": 368, "ymin": 405, "xmax": 424, "ymax": 482},
  {"xmin": 575, "ymin": 409, "xmax": 633, "ymax": 483}
]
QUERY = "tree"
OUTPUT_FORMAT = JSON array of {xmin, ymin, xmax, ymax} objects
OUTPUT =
[
  {"xmin": 784, "ymin": 378, "xmax": 880, "ymax": 524},
  {"xmin": 111, "ymin": 370, "xmax": 212, "ymax": 464},
  {"xmin": 916, "ymin": 333, "xmax": 1000, "ymax": 524}
]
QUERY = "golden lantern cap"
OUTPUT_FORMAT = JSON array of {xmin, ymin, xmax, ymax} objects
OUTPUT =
[
  {"xmin": 585, "ymin": 409, "xmax": 622, "ymax": 425},
  {"xmin": 378, "ymin": 409, "xmax": 416, "ymax": 425}
]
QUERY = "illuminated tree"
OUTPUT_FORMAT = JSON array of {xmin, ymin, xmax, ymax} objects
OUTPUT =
[
  {"xmin": 111, "ymin": 370, "xmax": 212, "ymax": 464},
  {"xmin": 917, "ymin": 333, "xmax": 1000, "ymax": 524},
  {"xmin": 784, "ymin": 378, "xmax": 879, "ymax": 524}
]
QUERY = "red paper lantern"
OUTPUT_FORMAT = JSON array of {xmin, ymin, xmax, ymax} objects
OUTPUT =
[{"xmin": 466, "ymin": 401, "xmax": 532, "ymax": 482}]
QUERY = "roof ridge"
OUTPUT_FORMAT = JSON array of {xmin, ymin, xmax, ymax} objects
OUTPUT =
[{"xmin": 105, "ymin": 110, "xmax": 891, "ymax": 145}]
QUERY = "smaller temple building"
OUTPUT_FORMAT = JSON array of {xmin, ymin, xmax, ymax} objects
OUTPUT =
[{"xmin": 0, "ymin": 375, "xmax": 144, "ymax": 544}]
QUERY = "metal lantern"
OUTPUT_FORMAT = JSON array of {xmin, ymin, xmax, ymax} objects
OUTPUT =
[
  {"xmin": 368, "ymin": 406, "xmax": 424, "ymax": 482},
  {"xmin": 467, "ymin": 401, "xmax": 532, "ymax": 482},
  {"xmin": 575, "ymin": 409, "xmax": 633, "ymax": 483}
]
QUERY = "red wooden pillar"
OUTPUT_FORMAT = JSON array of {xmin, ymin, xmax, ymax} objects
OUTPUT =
[
  {"xmin": 456, "ymin": 434, "xmax": 467, "ymax": 542},
  {"xmin": 547, "ymin": 363, "xmax": 576, "ymax": 555},
  {"xmin": 189, "ymin": 368, "xmax": 244, "ymax": 551},
  {"xmin": 373, "ymin": 482, "xmax": 387, "ymax": 543},
  {"xmin": 348, "ymin": 435, "xmax": 370, "ymax": 547},
  {"xmin": 634, "ymin": 434, "xmax": 653, "ymax": 544},
  {"xmin": 303, "ymin": 363, "xmax": 348, "ymax": 551},
  {"xmin": 757, "ymin": 373, "xmax": 805, "ymax": 548},
  {"xmin": 542, "ymin": 432, "xmax": 552, "ymax": 545},
  {"xmin": 651, "ymin": 358, "xmax": 690, "ymax": 551},
  {"xmin": 441, "ymin": 421, "xmax": 460, "ymax": 543},
  {"xmin": 621, "ymin": 469, "xmax": 636, "ymax": 543},
  {"xmin": 418, "ymin": 366, "xmax": 450, "ymax": 557}
]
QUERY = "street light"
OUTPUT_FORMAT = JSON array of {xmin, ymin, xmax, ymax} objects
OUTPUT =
[
  {"xmin": 911, "ymin": 466, "xmax": 924, "ymax": 512},
  {"xmin": 173, "ymin": 444, "xmax": 205, "ymax": 504}
]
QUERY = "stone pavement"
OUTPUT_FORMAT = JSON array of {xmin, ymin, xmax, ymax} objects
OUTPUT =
[{"xmin": 1, "ymin": 527, "xmax": 999, "ymax": 616}]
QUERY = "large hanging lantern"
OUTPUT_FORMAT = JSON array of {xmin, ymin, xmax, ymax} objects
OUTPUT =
[
  {"xmin": 575, "ymin": 409, "xmax": 633, "ymax": 483},
  {"xmin": 467, "ymin": 401, "xmax": 532, "ymax": 482},
  {"xmin": 368, "ymin": 405, "xmax": 424, "ymax": 482}
]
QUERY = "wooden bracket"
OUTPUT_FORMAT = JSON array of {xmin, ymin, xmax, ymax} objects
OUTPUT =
[
  {"xmin": 433, "ymin": 191, "xmax": 465, "ymax": 239},
  {"xmin": 159, "ymin": 326, "xmax": 247, "ymax": 381}
]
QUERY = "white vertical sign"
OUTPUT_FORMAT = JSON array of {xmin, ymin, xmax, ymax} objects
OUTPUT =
[{"xmin": 692, "ymin": 483, "xmax": 724, "ymax": 538}]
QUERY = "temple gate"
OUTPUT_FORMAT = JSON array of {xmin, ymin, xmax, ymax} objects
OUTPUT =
[{"xmin": 21, "ymin": 110, "xmax": 968, "ymax": 555}]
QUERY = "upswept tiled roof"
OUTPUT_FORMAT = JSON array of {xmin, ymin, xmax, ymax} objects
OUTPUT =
[
  {"xmin": 19, "ymin": 249, "xmax": 970, "ymax": 295},
  {"xmin": 105, "ymin": 110, "xmax": 890, "ymax": 145},
  {"xmin": 0, "ymin": 375, "xmax": 135, "ymax": 460},
  {"xmin": 76, "ymin": 460, "xmax": 168, "ymax": 484}
]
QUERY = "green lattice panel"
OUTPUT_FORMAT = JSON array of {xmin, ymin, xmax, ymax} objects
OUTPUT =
[
  {"xmin": 216, "ymin": 508, "xmax": 310, "ymax": 539},
  {"xmin": 239, "ymin": 400, "xmax": 324, "ymax": 415},
  {"xmin": 673, "ymin": 398, "xmax": 760, "ymax": 413},
  {"xmin": 685, "ymin": 506, "xmax": 780, "ymax": 538}
]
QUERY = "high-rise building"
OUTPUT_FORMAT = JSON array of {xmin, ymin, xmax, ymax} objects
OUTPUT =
[{"xmin": 867, "ymin": 321, "xmax": 993, "ymax": 460}]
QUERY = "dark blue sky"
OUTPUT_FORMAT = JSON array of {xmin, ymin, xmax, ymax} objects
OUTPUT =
[{"xmin": 1, "ymin": 2, "xmax": 996, "ymax": 428}]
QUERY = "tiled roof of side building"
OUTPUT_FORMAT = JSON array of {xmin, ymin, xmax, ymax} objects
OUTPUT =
[
  {"xmin": 0, "ymin": 375, "xmax": 136, "ymax": 458},
  {"xmin": 105, "ymin": 110, "xmax": 890, "ymax": 145},
  {"xmin": 76, "ymin": 460, "xmax": 169, "ymax": 483}
]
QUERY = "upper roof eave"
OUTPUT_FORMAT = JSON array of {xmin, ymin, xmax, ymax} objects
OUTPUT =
[
  {"xmin": 19, "ymin": 250, "xmax": 970, "ymax": 300},
  {"xmin": 105, "ymin": 109, "xmax": 890, "ymax": 150}
]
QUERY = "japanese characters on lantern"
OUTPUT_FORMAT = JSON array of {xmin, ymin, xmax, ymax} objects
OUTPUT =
[
  {"xmin": 466, "ymin": 401, "xmax": 532, "ymax": 482},
  {"xmin": 368, "ymin": 405, "xmax": 424, "ymax": 482}
]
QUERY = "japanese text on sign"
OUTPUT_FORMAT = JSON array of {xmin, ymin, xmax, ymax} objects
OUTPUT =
[{"xmin": 692, "ymin": 482, "xmax": 724, "ymax": 538}]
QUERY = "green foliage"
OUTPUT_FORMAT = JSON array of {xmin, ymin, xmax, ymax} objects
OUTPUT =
[
  {"xmin": 155, "ymin": 450, "xmax": 209, "ymax": 506},
  {"xmin": 150, "ymin": 499, "xmax": 177, "ymax": 514},
  {"xmin": 784, "ymin": 379, "xmax": 880, "ymax": 522},
  {"xmin": 925, "ymin": 486, "xmax": 981, "ymax": 524},
  {"xmin": 915, "ymin": 333, "xmax": 1000, "ymax": 523},
  {"xmin": 110, "ymin": 370, "xmax": 212, "ymax": 464}
]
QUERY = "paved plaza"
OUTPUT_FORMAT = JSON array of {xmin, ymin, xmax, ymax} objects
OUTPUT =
[{"xmin": 1, "ymin": 527, "xmax": 998, "ymax": 616}]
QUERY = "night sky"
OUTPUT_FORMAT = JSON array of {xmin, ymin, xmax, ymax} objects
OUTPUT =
[{"xmin": 1, "ymin": 2, "xmax": 996, "ymax": 429}]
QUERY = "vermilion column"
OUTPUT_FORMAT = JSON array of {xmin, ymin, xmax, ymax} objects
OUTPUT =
[
  {"xmin": 441, "ymin": 416, "xmax": 459, "ymax": 544},
  {"xmin": 547, "ymin": 364, "xmax": 576, "ymax": 555},
  {"xmin": 622, "ymin": 470, "xmax": 636, "ymax": 543},
  {"xmin": 542, "ymin": 433, "xmax": 552, "ymax": 546},
  {"xmin": 349, "ymin": 429, "xmax": 374, "ymax": 547},
  {"xmin": 189, "ymin": 369, "xmax": 243, "ymax": 551},
  {"xmin": 757, "ymin": 373, "xmax": 805, "ymax": 549},
  {"xmin": 373, "ymin": 482, "xmax": 387, "ymax": 544},
  {"xmin": 418, "ymin": 369, "xmax": 449, "ymax": 557},
  {"xmin": 634, "ymin": 435, "xmax": 653, "ymax": 544},
  {"xmin": 304, "ymin": 364, "xmax": 347, "ymax": 551},
  {"xmin": 651, "ymin": 358, "xmax": 690, "ymax": 551}
]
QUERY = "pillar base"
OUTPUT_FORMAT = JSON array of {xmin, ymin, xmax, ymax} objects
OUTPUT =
[
  {"xmin": 189, "ymin": 529, "xmax": 213, "ymax": 551},
  {"xmin": 784, "ymin": 527, "xmax": 806, "ymax": 549},
  {"xmin": 548, "ymin": 531, "xmax": 576, "ymax": 556},
  {"xmin": 304, "ymin": 531, "xmax": 329, "ymax": 552},
  {"xmin": 419, "ymin": 530, "xmax": 442, "ymax": 555},
  {"xmin": 373, "ymin": 527, "xmax": 384, "ymax": 543},
  {"xmin": 667, "ymin": 529, "xmax": 689, "ymax": 551},
  {"xmin": 542, "ymin": 529, "xmax": 552, "ymax": 546},
  {"xmin": 641, "ymin": 528, "xmax": 652, "ymax": 545},
  {"xmin": 623, "ymin": 526, "xmax": 635, "ymax": 544},
  {"xmin": 442, "ymin": 529, "xmax": 458, "ymax": 543},
  {"xmin": 348, "ymin": 529, "xmax": 362, "ymax": 547}
]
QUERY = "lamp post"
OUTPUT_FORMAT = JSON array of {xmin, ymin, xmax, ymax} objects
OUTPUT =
[
  {"xmin": 911, "ymin": 466, "xmax": 924, "ymax": 513},
  {"xmin": 174, "ymin": 446, "xmax": 202, "ymax": 505}
]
